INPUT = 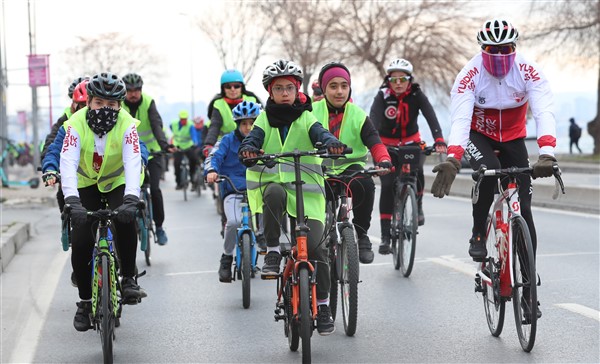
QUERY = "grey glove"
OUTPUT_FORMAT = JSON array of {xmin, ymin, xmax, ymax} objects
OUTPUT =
[
  {"xmin": 431, "ymin": 157, "xmax": 461, "ymax": 198},
  {"xmin": 532, "ymin": 154, "xmax": 557, "ymax": 179},
  {"xmin": 64, "ymin": 196, "xmax": 88, "ymax": 227},
  {"xmin": 114, "ymin": 194, "xmax": 140, "ymax": 223}
]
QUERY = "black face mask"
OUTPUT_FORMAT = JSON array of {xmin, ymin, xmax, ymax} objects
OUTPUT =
[{"xmin": 86, "ymin": 106, "xmax": 119, "ymax": 137}]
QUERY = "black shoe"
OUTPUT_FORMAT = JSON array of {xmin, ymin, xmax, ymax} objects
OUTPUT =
[
  {"xmin": 358, "ymin": 236, "xmax": 374, "ymax": 264},
  {"xmin": 70, "ymin": 271, "xmax": 78, "ymax": 288},
  {"xmin": 261, "ymin": 251, "xmax": 282, "ymax": 276},
  {"xmin": 521, "ymin": 297, "xmax": 542, "ymax": 324},
  {"xmin": 218, "ymin": 254, "xmax": 233, "ymax": 283},
  {"xmin": 316, "ymin": 305, "xmax": 335, "ymax": 335},
  {"xmin": 468, "ymin": 234, "xmax": 487, "ymax": 262},
  {"xmin": 378, "ymin": 236, "xmax": 391, "ymax": 255},
  {"xmin": 121, "ymin": 277, "xmax": 147, "ymax": 302},
  {"xmin": 175, "ymin": 183, "xmax": 183, "ymax": 190},
  {"xmin": 73, "ymin": 301, "xmax": 92, "ymax": 332},
  {"xmin": 255, "ymin": 234, "xmax": 267, "ymax": 254},
  {"xmin": 418, "ymin": 205, "xmax": 425, "ymax": 226}
]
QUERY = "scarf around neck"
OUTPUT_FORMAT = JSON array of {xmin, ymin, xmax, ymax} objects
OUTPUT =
[{"xmin": 264, "ymin": 92, "xmax": 312, "ymax": 128}]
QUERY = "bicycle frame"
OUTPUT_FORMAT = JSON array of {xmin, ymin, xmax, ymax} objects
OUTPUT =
[{"xmin": 91, "ymin": 214, "xmax": 120, "ymax": 319}]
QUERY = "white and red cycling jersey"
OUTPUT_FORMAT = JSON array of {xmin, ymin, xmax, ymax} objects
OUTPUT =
[{"xmin": 447, "ymin": 52, "xmax": 556, "ymax": 161}]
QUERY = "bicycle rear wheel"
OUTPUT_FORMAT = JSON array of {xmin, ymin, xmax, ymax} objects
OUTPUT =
[
  {"xmin": 299, "ymin": 267, "xmax": 312, "ymax": 364},
  {"xmin": 482, "ymin": 217, "xmax": 505, "ymax": 337},
  {"xmin": 511, "ymin": 215, "xmax": 537, "ymax": 352},
  {"xmin": 399, "ymin": 186, "xmax": 418, "ymax": 277},
  {"xmin": 99, "ymin": 255, "xmax": 115, "ymax": 364},
  {"xmin": 241, "ymin": 233, "xmax": 252, "ymax": 309},
  {"xmin": 340, "ymin": 227, "xmax": 358, "ymax": 336}
]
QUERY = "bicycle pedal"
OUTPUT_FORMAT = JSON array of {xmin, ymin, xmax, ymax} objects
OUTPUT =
[
  {"xmin": 274, "ymin": 314, "xmax": 286, "ymax": 321},
  {"xmin": 261, "ymin": 273, "xmax": 280, "ymax": 280}
]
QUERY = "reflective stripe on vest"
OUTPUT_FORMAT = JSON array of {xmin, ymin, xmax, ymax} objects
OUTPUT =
[
  {"xmin": 312, "ymin": 100, "xmax": 368, "ymax": 175},
  {"xmin": 246, "ymin": 110, "xmax": 325, "ymax": 224},
  {"xmin": 65, "ymin": 107, "xmax": 141, "ymax": 192},
  {"xmin": 122, "ymin": 93, "xmax": 160, "ymax": 152}
]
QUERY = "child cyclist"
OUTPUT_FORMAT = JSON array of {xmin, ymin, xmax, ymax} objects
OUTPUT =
[
  {"xmin": 205, "ymin": 100, "xmax": 261, "ymax": 283},
  {"xmin": 239, "ymin": 59, "xmax": 345, "ymax": 335}
]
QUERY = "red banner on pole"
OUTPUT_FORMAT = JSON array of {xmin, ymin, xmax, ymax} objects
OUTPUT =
[{"xmin": 28, "ymin": 54, "xmax": 50, "ymax": 87}]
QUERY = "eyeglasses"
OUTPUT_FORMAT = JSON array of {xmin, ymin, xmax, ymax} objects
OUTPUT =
[
  {"xmin": 272, "ymin": 84, "xmax": 297, "ymax": 95},
  {"xmin": 389, "ymin": 76, "xmax": 411, "ymax": 84},
  {"xmin": 482, "ymin": 44, "xmax": 516, "ymax": 55},
  {"xmin": 224, "ymin": 83, "xmax": 242, "ymax": 90}
]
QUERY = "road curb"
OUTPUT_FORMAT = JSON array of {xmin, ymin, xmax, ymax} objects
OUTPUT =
[{"xmin": 0, "ymin": 222, "xmax": 31, "ymax": 274}]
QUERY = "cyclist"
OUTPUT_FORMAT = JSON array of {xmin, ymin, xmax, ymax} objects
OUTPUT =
[
  {"xmin": 239, "ymin": 59, "xmax": 345, "ymax": 335},
  {"xmin": 170, "ymin": 110, "xmax": 201, "ymax": 190},
  {"xmin": 122, "ymin": 73, "xmax": 173, "ymax": 245},
  {"xmin": 311, "ymin": 80, "xmax": 324, "ymax": 102},
  {"xmin": 369, "ymin": 58, "xmax": 447, "ymax": 255},
  {"xmin": 59, "ymin": 72, "xmax": 147, "ymax": 331},
  {"xmin": 202, "ymin": 69, "xmax": 262, "ymax": 157},
  {"xmin": 205, "ymin": 101, "xmax": 261, "ymax": 282},
  {"xmin": 312, "ymin": 62, "xmax": 392, "ymax": 264},
  {"xmin": 431, "ymin": 19, "xmax": 558, "ymax": 318}
]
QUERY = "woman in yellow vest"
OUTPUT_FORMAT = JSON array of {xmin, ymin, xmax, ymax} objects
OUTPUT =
[
  {"xmin": 203, "ymin": 69, "xmax": 262, "ymax": 157},
  {"xmin": 239, "ymin": 59, "xmax": 345, "ymax": 336},
  {"xmin": 59, "ymin": 72, "xmax": 146, "ymax": 332},
  {"xmin": 312, "ymin": 62, "xmax": 393, "ymax": 265}
]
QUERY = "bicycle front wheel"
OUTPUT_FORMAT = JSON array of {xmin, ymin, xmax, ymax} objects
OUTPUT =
[
  {"xmin": 299, "ymin": 267, "xmax": 312, "ymax": 364},
  {"xmin": 284, "ymin": 277, "xmax": 299, "ymax": 352},
  {"xmin": 399, "ymin": 186, "xmax": 418, "ymax": 277},
  {"xmin": 482, "ymin": 216, "xmax": 505, "ymax": 337},
  {"xmin": 391, "ymin": 183, "xmax": 403, "ymax": 270},
  {"xmin": 328, "ymin": 242, "xmax": 338, "ymax": 321},
  {"xmin": 144, "ymin": 193, "xmax": 154, "ymax": 266},
  {"xmin": 180, "ymin": 166, "xmax": 188, "ymax": 201},
  {"xmin": 511, "ymin": 215, "xmax": 537, "ymax": 352},
  {"xmin": 100, "ymin": 255, "xmax": 115, "ymax": 364},
  {"xmin": 340, "ymin": 227, "xmax": 358, "ymax": 336},
  {"xmin": 241, "ymin": 233, "xmax": 252, "ymax": 309}
]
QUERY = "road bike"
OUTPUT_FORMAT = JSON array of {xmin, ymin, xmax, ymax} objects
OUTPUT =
[
  {"xmin": 0, "ymin": 136, "xmax": 39, "ymax": 189},
  {"xmin": 386, "ymin": 143, "xmax": 435, "ymax": 277},
  {"xmin": 473, "ymin": 163, "xmax": 564, "ymax": 352},
  {"xmin": 195, "ymin": 152, "xmax": 206, "ymax": 197},
  {"xmin": 324, "ymin": 167, "xmax": 384, "ymax": 337},
  {"xmin": 249, "ymin": 147, "xmax": 344, "ymax": 364},
  {"xmin": 216, "ymin": 174, "xmax": 258, "ymax": 309},
  {"xmin": 137, "ymin": 167, "xmax": 155, "ymax": 266}
]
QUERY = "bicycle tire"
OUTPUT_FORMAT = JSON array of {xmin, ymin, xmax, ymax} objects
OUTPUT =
[
  {"xmin": 299, "ymin": 267, "xmax": 312, "ymax": 364},
  {"xmin": 511, "ymin": 215, "xmax": 537, "ymax": 352},
  {"xmin": 180, "ymin": 164, "xmax": 188, "ymax": 201},
  {"xmin": 340, "ymin": 227, "xmax": 359, "ymax": 336},
  {"xmin": 144, "ymin": 193, "xmax": 154, "ymax": 266},
  {"xmin": 399, "ymin": 186, "xmax": 418, "ymax": 277},
  {"xmin": 195, "ymin": 169, "xmax": 202, "ymax": 197},
  {"xmin": 328, "ymin": 242, "xmax": 338, "ymax": 321},
  {"xmin": 482, "ymin": 216, "xmax": 505, "ymax": 337},
  {"xmin": 138, "ymin": 216, "xmax": 148, "ymax": 252},
  {"xmin": 241, "ymin": 233, "xmax": 252, "ymax": 309},
  {"xmin": 100, "ymin": 255, "xmax": 115, "ymax": 364},
  {"xmin": 391, "ymin": 182, "xmax": 404, "ymax": 270},
  {"xmin": 285, "ymin": 278, "xmax": 299, "ymax": 352}
]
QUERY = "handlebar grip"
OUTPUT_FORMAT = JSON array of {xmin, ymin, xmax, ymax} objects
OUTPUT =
[{"xmin": 343, "ymin": 147, "xmax": 353, "ymax": 154}]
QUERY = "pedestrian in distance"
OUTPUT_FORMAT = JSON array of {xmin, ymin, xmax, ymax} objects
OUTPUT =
[{"xmin": 569, "ymin": 117, "xmax": 583, "ymax": 154}]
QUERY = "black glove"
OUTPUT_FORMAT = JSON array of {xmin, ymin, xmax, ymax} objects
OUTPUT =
[
  {"xmin": 431, "ymin": 157, "xmax": 461, "ymax": 198},
  {"xmin": 377, "ymin": 160, "xmax": 393, "ymax": 170},
  {"xmin": 114, "ymin": 194, "xmax": 140, "ymax": 224},
  {"xmin": 325, "ymin": 141, "xmax": 346, "ymax": 151},
  {"xmin": 238, "ymin": 146, "xmax": 261, "ymax": 167},
  {"xmin": 64, "ymin": 196, "xmax": 88, "ymax": 228},
  {"xmin": 532, "ymin": 154, "xmax": 557, "ymax": 179}
]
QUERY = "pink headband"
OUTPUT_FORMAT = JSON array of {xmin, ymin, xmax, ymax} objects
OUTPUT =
[{"xmin": 321, "ymin": 67, "xmax": 351, "ymax": 89}]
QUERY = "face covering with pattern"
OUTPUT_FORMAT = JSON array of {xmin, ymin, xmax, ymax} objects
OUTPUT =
[
  {"xmin": 482, "ymin": 52, "xmax": 516, "ymax": 79},
  {"xmin": 87, "ymin": 107, "xmax": 119, "ymax": 136}
]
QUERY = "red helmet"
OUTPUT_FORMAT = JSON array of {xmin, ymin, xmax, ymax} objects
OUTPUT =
[{"xmin": 73, "ymin": 80, "xmax": 89, "ymax": 103}]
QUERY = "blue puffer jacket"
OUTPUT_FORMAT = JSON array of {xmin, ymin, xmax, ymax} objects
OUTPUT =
[
  {"xmin": 204, "ymin": 129, "xmax": 247, "ymax": 198},
  {"xmin": 42, "ymin": 125, "xmax": 149, "ymax": 173}
]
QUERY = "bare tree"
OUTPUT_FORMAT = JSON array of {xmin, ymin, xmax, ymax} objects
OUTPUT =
[
  {"xmin": 257, "ymin": 0, "xmax": 336, "ymax": 94},
  {"xmin": 62, "ymin": 33, "xmax": 164, "ymax": 83},
  {"xmin": 528, "ymin": 1, "xmax": 600, "ymax": 154},
  {"xmin": 195, "ymin": 2, "xmax": 271, "ymax": 84},
  {"xmin": 327, "ymin": 0, "xmax": 477, "ymax": 100}
]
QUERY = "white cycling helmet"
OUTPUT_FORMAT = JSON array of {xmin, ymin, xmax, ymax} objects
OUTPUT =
[
  {"xmin": 477, "ymin": 19, "xmax": 519, "ymax": 46},
  {"xmin": 386, "ymin": 58, "xmax": 413, "ymax": 75},
  {"xmin": 262, "ymin": 59, "xmax": 303, "ymax": 90}
]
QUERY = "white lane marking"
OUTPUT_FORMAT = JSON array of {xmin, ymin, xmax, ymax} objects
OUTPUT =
[
  {"xmin": 538, "ymin": 251, "xmax": 599, "ymax": 258},
  {"xmin": 426, "ymin": 255, "xmax": 477, "ymax": 277},
  {"xmin": 10, "ymin": 251, "xmax": 70, "ymax": 363},
  {"xmin": 555, "ymin": 303, "xmax": 600, "ymax": 322}
]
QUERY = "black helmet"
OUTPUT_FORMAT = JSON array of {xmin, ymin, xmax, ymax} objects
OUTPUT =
[
  {"xmin": 262, "ymin": 59, "xmax": 303, "ymax": 90},
  {"xmin": 86, "ymin": 73, "xmax": 127, "ymax": 101},
  {"xmin": 68, "ymin": 76, "xmax": 89, "ymax": 99},
  {"xmin": 122, "ymin": 73, "xmax": 144, "ymax": 90}
]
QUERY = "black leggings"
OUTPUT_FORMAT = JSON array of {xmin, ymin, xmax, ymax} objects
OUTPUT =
[
  {"xmin": 466, "ymin": 132, "xmax": 537, "ymax": 251},
  {"xmin": 147, "ymin": 156, "xmax": 165, "ymax": 228},
  {"xmin": 71, "ymin": 185, "xmax": 138, "ymax": 300}
]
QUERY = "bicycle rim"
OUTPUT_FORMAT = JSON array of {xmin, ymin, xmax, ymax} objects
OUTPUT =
[
  {"xmin": 299, "ymin": 268, "xmax": 312, "ymax": 363},
  {"xmin": 100, "ymin": 255, "xmax": 114, "ymax": 364},
  {"xmin": 391, "ymin": 184, "xmax": 403, "ymax": 270},
  {"xmin": 399, "ymin": 187, "xmax": 417, "ymax": 277},
  {"xmin": 145, "ymin": 196, "xmax": 153, "ymax": 266},
  {"xmin": 511, "ymin": 216, "xmax": 537, "ymax": 352},
  {"xmin": 241, "ymin": 233, "xmax": 252, "ymax": 309},
  {"xmin": 482, "ymin": 217, "xmax": 505, "ymax": 337},
  {"xmin": 340, "ymin": 227, "xmax": 359, "ymax": 336},
  {"xmin": 285, "ymin": 278, "xmax": 299, "ymax": 351}
]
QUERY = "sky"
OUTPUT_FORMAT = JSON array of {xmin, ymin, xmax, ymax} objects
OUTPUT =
[{"xmin": 2, "ymin": 0, "xmax": 598, "ymax": 153}]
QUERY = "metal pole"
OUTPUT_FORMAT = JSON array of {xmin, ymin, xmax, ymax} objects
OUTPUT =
[
  {"xmin": 28, "ymin": 0, "xmax": 39, "ymax": 171},
  {"xmin": 189, "ymin": 17, "xmax": 195, "ymax": 118},
  {"xmin": 0, "ymin": 0, "xmax": 8, "ymax": 170}
]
